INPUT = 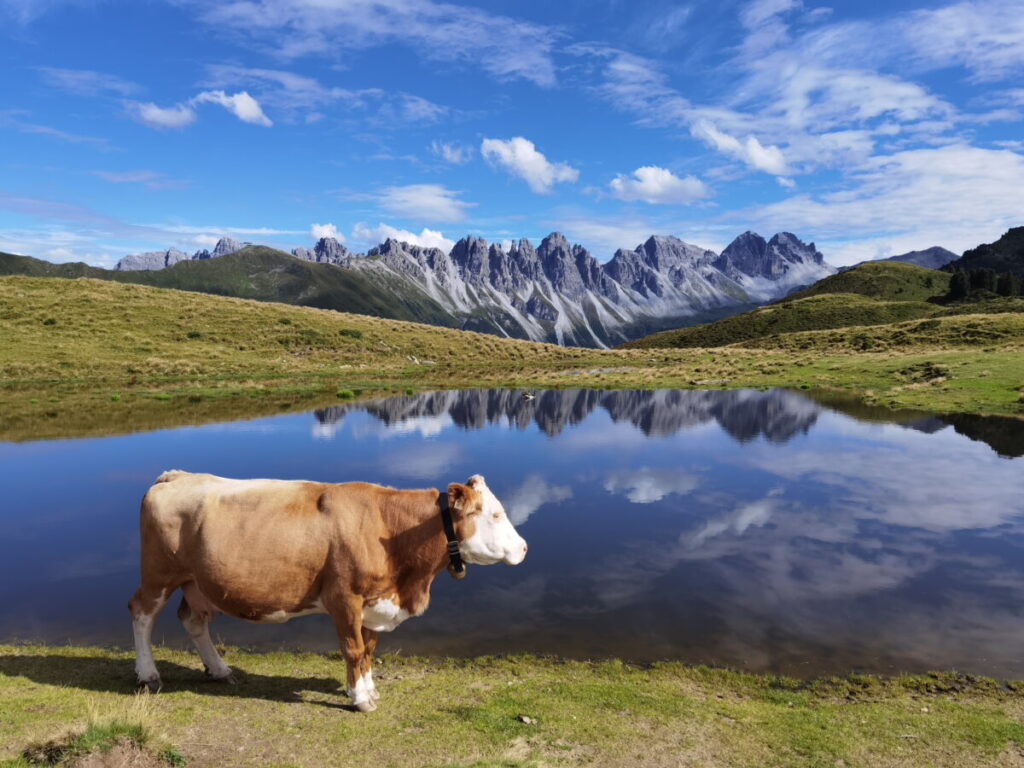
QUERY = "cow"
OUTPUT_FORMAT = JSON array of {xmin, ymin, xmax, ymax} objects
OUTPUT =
[{"xmin": 128, "ymin": 470, "xmax": 528, "ymax": 712}]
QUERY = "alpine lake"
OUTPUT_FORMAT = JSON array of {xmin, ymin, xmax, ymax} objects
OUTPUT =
[{"xmin": 2, "ymin": 387, "xmax": 1023, "ymax": 679}]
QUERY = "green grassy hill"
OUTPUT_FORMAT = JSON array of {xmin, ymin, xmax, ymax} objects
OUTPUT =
[
  {"xmin": 786, "ymin": 260, "xmax": 951, "ymax": 302},
  {"xmin": 619, "ymin": 293, "xmax": 940, "ymax": 349},
  {"xmin": 619, "ymin": 261, "xmax": 1024, "ymax": 350},
  {"xmin": 0, "ymin": 247, "xmax": 457, "ymax": 326}
]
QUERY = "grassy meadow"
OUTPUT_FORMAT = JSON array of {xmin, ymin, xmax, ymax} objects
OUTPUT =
[
  {"xmin": 1, "ymin": 274, "xmax": 1022, "ymax": 442},
  {"xmin": 2, "ymin": 645, "xmax": 1024, "ymax": 768}
]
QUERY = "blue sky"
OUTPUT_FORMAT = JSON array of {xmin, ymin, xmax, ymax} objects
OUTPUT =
[{"xmin": 1, "ymin": 0, "xmax": 1022, "ymax": 267}]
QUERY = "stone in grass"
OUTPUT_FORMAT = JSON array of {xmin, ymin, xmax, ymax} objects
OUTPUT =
[{"xmin": 517, "ymin": 715, "xmax": 537, "ymax": 725}]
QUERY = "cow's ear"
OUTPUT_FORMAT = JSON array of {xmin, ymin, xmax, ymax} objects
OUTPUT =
[
  {"xmin": 447, "ymin": 482, "xmax": 474, "ymax": 515},
  {"xmin": 466, "ymin": 474, "xmax": 485, "ymax": 489}
]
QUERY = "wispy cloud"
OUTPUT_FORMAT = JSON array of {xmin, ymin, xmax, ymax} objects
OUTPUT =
[
  {"xmin": 691, "ymin": 120, "xmax": 789, "ymax": 176},
  {"xmin": 481, "ymin": 137, "xmax": 579, "ymax": 194},
  {"xmin": 37, "ymin": 66, "xmax": 140, "ymax": 96},
  {"xmin": 0, "ymin": 111, "xmax": 111, "ymax": 148},
  {"xmin": 745, "ymin": 144, "xmax": 1024, "ymax": 261},
  {"xmin": 203, "ymin": 64, "xmax": 446, "ymax": 125},
  {"xmin": 431, "ymin": 140, "xmax": 474, "ymax": 164},
  {"xmin": 190, "ymin": 0, "xmax": 562, "ymax": 88},
  {"xmin": 373, "ymin": 184, "xmax": 475, "ymax": 223},
  {"xmin": 91, "ymin": 170, "xmax": 190, "ymax": 190}
]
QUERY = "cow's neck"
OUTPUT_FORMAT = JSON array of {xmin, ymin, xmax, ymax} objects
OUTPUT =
[{"xmin": 381, "ymin": 490, "xmax": 458, "ymax": 616}]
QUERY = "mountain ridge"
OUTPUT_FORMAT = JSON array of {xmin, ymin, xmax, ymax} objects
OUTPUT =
[
  {"xmin": 41, "ymin": 228, "xmax": 835, "ymax": 347},
  {"xmin": 946, "ymin": 227, "xmax": 1024, "ymax": 278}
]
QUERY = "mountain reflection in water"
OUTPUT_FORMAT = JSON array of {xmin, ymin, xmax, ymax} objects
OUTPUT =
[
  {"xmin": 1, "ymin": 388, "xmax": 1023, "ymax": 677},
  {"xmin": 314, "ymin": 387, "xmax": 1020, "ymax": 456}
]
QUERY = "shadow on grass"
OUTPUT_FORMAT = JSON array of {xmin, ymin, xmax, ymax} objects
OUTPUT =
[{"xmin": 0, "ymin": 652, "xmax": 362, "ymax": 711}]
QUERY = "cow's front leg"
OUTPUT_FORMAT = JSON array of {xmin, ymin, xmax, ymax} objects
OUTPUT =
[
  {"xmin": 361, "ymin": 627, "xmax": 380, "ymax": 701},
  {"xmin": 327, "ymin": 597, "xmax": 375, "ymax": 712}
]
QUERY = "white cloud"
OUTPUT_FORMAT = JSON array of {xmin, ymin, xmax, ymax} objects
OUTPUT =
[
  {"xmin": 128, "ymin": 90, "xmax": 272, "ymax": 130},
  {"xmin": 604, "ymin": 467, "xmax": 700, "ymax": 504},
  {"xmin": 192, "ymin": 90, "xmax": 272, "ymax": 126},
  {"xmin": 310, "ymin": 222, "xmax": 342, "ymax": 241},
  {"xmin": 608, "ymin": 166, "xmax": 710, "ymax": 205},
  {"xmin": 481, "ymin": 136, "xmax": 579, "ymax": 194},
  {"xmin": 504, "ymin": 473, "xmax": 573, "ymax": 525},
  {"xmin": 691, "ymin": 120, "xmax": 789, "ymax": 175},
  {"xmin": 352, "ymin": 222, "xmax": 455, "ymax": 252},
  {"xmin": 127, "ymin": 101, "xmax": 196, "ymax": 129},
  {"xmin": 431, "ymin": 140, "xmax": 474, "ymax": 164},
  {"xmin": 376, "ymin": 184, "xmax": 474, "ymax": 223}
]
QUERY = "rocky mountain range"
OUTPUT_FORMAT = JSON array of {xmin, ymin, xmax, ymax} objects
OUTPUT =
[
  {"xmin": 314, "ymin": 387, "xmax": 824, "ymax": 442},
  {"xmin": 881, "ymin": 246, "xmax": 959, "ymax": 270},
  {"xmin": 838, "ymin": 246, "xmax": 959, "ymax": 273},
  {"xmin": 114, "ymin": 230, "xmax": 834, "ymax": 346},
  {"xmin": 115, "ymin": 237, "xmax": 247, "ymax": 271}
]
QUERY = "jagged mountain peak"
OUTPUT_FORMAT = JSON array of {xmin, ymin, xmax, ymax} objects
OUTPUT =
[{"xmin": 714, "ymin": 230, "xmax": 833, "ymax": 297}]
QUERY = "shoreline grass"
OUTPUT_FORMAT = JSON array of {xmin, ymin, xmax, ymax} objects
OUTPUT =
[{"xmin": 2, "ymin": 644, "xmax": 1023, "ymax": 768}]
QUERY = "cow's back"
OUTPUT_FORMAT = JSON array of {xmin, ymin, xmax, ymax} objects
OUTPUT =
[{"xmin": 139, "ymin": 471, "xmax": 380, "ymax": 619}]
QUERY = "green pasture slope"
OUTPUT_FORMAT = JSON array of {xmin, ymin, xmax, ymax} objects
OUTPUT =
[{"xmin": 0, "ymin": 247, "xmax": 456, "ymax": 326}]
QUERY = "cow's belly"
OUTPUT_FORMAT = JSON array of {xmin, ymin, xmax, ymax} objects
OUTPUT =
[
  {"xmin": 362, "ymin": 597, "xmax": 410, "ymax": 632},
  {"xmin": 254, "ymin": 600, "xmax": 326, "ymax": 623}
]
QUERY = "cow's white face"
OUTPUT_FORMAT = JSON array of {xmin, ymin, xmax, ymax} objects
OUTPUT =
[{"xmin": 452, "ymin": 475, "xmax": 528, "ymax": 566}]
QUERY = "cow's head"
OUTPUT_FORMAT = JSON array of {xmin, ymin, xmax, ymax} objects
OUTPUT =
[{"xmin": 448, "ymin": 475, "xmax": 528, "ymax": 566}]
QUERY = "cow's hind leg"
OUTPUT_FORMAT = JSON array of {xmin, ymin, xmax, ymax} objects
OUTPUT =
[
  {"xmin": 177, "ymin": 594, "xmax": 233, "ymax": 682},
  {"xmin": 128, "ymin": 585, "xmax": 170, "ymax": 692}
]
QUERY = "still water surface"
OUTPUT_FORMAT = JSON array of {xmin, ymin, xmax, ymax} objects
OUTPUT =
[{"xmin": 2, "ymin": 388, "xmax": 1023, "ymax": 678}]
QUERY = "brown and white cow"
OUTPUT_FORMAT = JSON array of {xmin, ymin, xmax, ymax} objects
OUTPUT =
[{"xmin": 128, "ymin": 470, "xmax": 527, "ymax": 711}]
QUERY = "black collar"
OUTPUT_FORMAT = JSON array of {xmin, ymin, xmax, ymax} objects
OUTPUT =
[{"xmin": 439, "ymin": 491, "xmax": 467, "ymax": 580}]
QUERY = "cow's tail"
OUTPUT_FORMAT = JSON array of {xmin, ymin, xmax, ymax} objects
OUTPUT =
[{"xmin": 154, "ymin": 469, "xmax": 189, "ymax": 484}]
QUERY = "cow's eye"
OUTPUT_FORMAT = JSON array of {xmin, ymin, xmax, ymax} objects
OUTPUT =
[{"xmin": 492, "ymin": 512, "xmax": 503, "ymax": 521}]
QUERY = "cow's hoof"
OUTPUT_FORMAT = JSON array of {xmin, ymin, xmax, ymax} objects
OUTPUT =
[
  {"xmin": 206, "ymin": 669, "xmax": 237, "ymax": 684},
  {"xmin": 137, "ymin": 678, "xmax": 162, "ymax": 694},
  {"xmin": 369, "ymin": 687, "xmax": 381, "ymax": 701},
  {"xmin": 355, "ymin": 699, "xmax": 377, "ymax": 713}
]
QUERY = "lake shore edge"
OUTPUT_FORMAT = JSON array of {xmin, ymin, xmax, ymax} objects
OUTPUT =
[{"xmin": 3, "ymin": 644, "xmax": 1023, "ymax": 767}]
